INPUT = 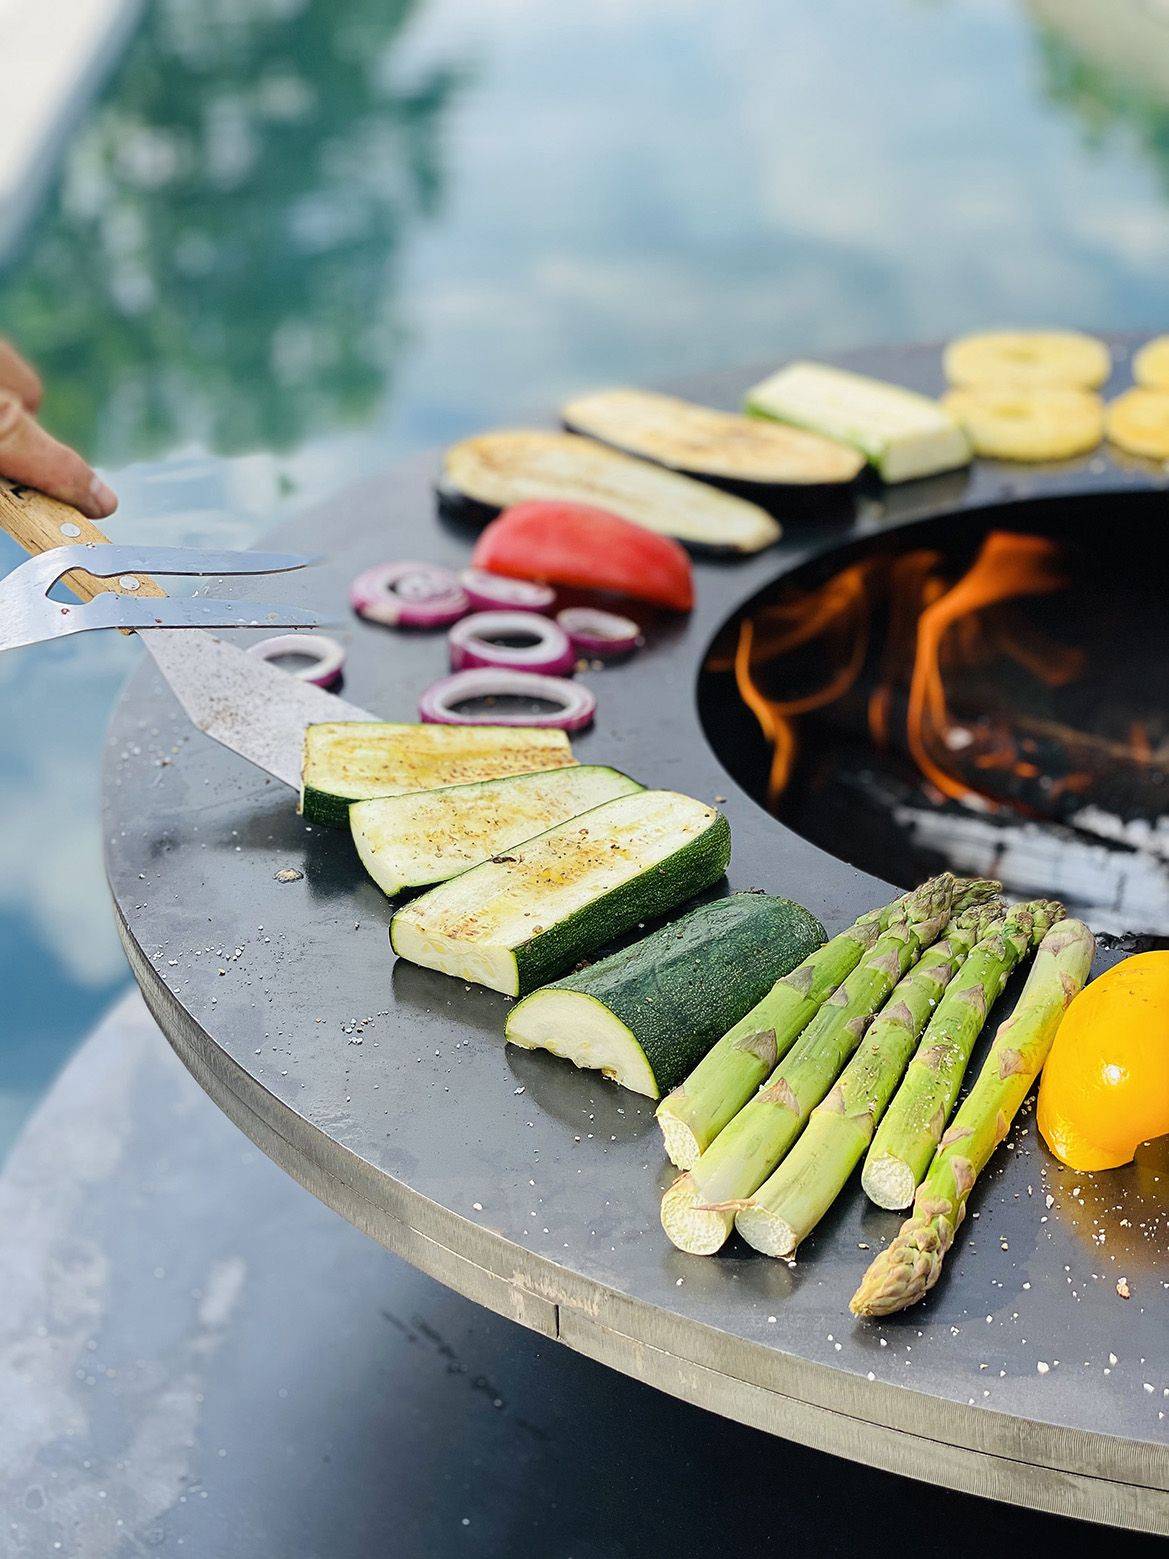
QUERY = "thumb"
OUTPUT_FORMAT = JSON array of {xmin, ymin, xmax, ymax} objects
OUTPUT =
[{"xmin": 0, "ymin": 390, "xmax": 117, "ymax": 519}]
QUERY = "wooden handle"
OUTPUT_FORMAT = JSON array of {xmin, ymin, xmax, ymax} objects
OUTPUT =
[{"xmin": 0, "ymin": 479, "xmax": 166, "ymax": 608}]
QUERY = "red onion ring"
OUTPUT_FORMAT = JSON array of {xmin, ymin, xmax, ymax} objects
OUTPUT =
[
  {"xmin": 460, "ymin": 568, "xmax": 555, "ymax": 614},
  {"xmin": 247, "ymin": 632, "xmax": 346, "ymax": 688},
  {"xmin": 449, "ymin": 610, "xmax": 575, "ymax": 677},
  {"xmin": 419, "ymin": 668, "xmax": 596, "ymax": 731},
  {"xmin": 556, "ymin": 606, "xmax": 642, "ymax": 659},
  {"xmin": 350, "ymin": 561, "xmax": 469, "ymax": 628}
]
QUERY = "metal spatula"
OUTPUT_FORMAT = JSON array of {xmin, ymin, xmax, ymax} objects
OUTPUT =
[{"xmin": 0, "ymin": 480, "xmax": 374, "ymax": 788}]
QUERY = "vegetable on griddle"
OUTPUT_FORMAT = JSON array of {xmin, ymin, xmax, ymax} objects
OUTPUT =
[
  {"xmin": 472, "ymin": 501, "xmax": 694, "ymax": 612},
  {"xmin": 862, "ymin": 899, "xmax": 1060, "ymax": 1210},
  {"xmin": 439, "ymin": 430, "xmax": 781, "ymax": 554},
  {"xmin": 448, "ymin": 610, "xmax": 575, "ymax": 677},
  {"xmin": 418, "ymin": 668, "xmax": 596, "ymax": 731},
  {"xmin": 850, "ymin": 917, "xmax": 1093, "ymax": 1317},
  {"xmin": 389, "ymin": 789, "xmax": 731, "ymax": 997},
  {"xmin": 505, "ymin": 894, "xmax": 825, "ymax": 1099},
  {"xmin": 562, "ymin": 387, "xmax": 864, "ymax": 492},
  {"xmin": 734, "ymin": 903, "xmax": 1001, "ymax": 1258},
  {"xmin": 745, "ymin": 361, "xmax": 971, "ymax": 483},
  {"xmin": 350, "ymin": 764, "xmax": 642, "ymax": 897},
  {"xmin": 300, "ymin": 720, "xmax": 573, "ymax": 827},
  {"xmin": 660, "ymin": 873, "xmax": 968, "ymax": 1257}
]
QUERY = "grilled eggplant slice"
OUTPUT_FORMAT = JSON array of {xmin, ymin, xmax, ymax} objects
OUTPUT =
[
  {"xmin": 438, "ymin": 430, "xmax": 780, "ymax": 555},
  {"xmin": 562, "ymin": 387, "xmax": 863, "ymax": 493}
]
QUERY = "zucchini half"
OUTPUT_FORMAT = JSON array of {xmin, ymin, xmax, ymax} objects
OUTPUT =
[
  {"xmin": 506, "ymin": 893, "xmax": 826, "ymax": 1098},
  {"xmin": 745, "ymin": 361, "xmax": 971, "ymax": 484},
  {"xmin": 437, "ymin": 430, "xmax": 780, "ymax": 555},
  {"xmin": 562, "ymin": 387, "xmax": 864, "ymax": 494},
  {"xmin": 350, "ymin": 764, "xmax": 643, "ymax": 896},
  {"xmin": 301, "ymin": 721, "xmax": 574, "ymax": 828},
  {"xmin": 389, "ymin": 789, "xmax": 731, "ymax": 996}
]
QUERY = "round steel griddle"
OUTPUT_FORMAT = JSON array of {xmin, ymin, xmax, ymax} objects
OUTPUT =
[{"xmin": 104, "ymin": 341, "xmax": 1169, "ymax": 1533}]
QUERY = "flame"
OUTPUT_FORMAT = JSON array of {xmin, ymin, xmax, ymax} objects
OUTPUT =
[
  {"xmin": 728, "ymin": 530, "xmax": 1105, "ymax": 814},
  {"xmin": 906, "ymin": 532, "xmax": 1070, "ymax": 801},
  {"xmin": 733, "ymin": 566, "xmax": 870, "ymax": 802}
]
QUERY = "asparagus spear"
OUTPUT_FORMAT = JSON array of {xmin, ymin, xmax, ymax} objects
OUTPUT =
[
  {"xmin": 861, "ymin": 899, "xmax": 1062, "ymax": 1210},
  {"xmin": 656, "ymin": 876, "xmax": 992, "ymax": 1170},
  {"xmin": 735, "ymin": 902, "xmax": 1002, "ymax": 1258},
  {"xmin": 850, "ymin": 918, "xmax": 1093, "ymax": 1317},
  {"xmin": 660, "ymin": 874, "xmax": 982, "ymax": 1256}
]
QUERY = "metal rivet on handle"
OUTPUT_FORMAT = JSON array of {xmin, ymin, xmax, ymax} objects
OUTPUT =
[
  {"xmin": 60, "ymin": 522, "xmax": 82, "ymax": 537},
  {"xmin": 119, "ymin": 576, "xmax": 141, "ymax": 591}
]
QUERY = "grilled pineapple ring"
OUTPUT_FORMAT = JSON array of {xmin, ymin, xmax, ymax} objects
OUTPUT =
[
  {"xmin": 1106, "ymin": 387, "xmax": 1169, "ymax": 460},
  {"xmin": 944, "ymin": 330, "xmax": 1111, "ymax": 391},
  {"xmin": 1132, "ymin": 336, "xmax": 1169, "ymax": 392},
  {"xmin": 942, "ymin": 387, "xmax": 1104, "ymax": 462}
]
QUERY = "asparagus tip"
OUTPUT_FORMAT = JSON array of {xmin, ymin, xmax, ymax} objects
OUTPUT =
[{"xmin": 850, "ymin": 1201, "xmax": 959, "ymax": 1316}]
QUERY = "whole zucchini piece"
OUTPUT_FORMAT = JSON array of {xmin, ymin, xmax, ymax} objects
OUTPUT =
[
  {"xmin": 389, "ymin": 789, "xmax": 731, "ymax": 996},
  {"xmin": 350, "ymin": 764, "xmax": 643, "ymax": 896},
  {"xmin": 505, "ymin": 893, "xmax": 826, "ymax": 1098},
  {"xmin": 301, "ymin": 721, "xmax": 574, "ymax": 828},
  {"xmin": 437, "ymin": 429, "xmax": 780, "ymax": 555},
  {"xmin": 562, "ymin": 387, "xmax": 864, "ymax": 495}
]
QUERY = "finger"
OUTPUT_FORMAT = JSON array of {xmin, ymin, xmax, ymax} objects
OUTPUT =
[
  {"xmin": 0, "ymin": 391, "xmax": 117, "ymax": 518},
  {"xmin": 0, "ymin": 339, "xmax": 43, "ymax": 411}
]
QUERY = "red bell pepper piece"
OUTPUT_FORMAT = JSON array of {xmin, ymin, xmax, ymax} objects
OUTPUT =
[{"xmin": 470, "ymin": 501, "xmax": 694, "ymax": 613}]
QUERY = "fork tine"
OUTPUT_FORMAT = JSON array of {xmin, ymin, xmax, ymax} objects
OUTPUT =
[{"xmin": 17, "ymin": 544, "xmax": 319, "ymax": 580}]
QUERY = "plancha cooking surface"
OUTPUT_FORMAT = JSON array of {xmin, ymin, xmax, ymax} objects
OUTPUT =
[{"xmin": 104, "ymin": 340, "xmax": 1168, "ymax": 1531}]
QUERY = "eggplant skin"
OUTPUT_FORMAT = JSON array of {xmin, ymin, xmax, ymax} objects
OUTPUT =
[
  {"xmin": 562, "ymin": 387, "xmax": 865, "ymax": 496},
  {"xmin": 436, "ymin": 430, "xmax": 781, "ymax": 555}
]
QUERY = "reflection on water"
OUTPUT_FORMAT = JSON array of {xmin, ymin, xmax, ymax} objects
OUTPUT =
[
  {"xmin": 5, "ymin": 0, "xmax": 1169, "ymax": 1157},
  {"xmin": 0, "ymin": 0, "xmax": 460, "ymax": 466}
]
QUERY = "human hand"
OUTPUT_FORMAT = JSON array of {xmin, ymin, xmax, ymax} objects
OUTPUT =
[{"xmin": 0, "ymin": 339, "xmax": 117, "ymax": 518}]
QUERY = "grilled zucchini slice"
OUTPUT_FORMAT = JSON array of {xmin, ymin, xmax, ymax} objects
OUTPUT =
[
  {"xmin": 561, "ymin": 387, "xmax": 863, "ymax": 491},
  {"xmin": 301, "ymin": 722, "xmax": 574, "ymax": 828},
  {"xmin": 390, "ymin": 789, "xmax": 731, "ymax": 996},
  {"xmin": 438, "ymin": 430, "xmax": 780, "ymax": 554},
  {"xmin": 350, "ymin": 764, "xmax": 643, "ymax": 896}
]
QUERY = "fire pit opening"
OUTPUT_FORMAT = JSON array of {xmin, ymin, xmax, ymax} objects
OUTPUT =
[{"xmin": 698, "ymin": 491, "xmax": 1169, "ymax": 943}]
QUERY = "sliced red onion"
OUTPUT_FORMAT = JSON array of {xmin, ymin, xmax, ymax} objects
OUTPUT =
[
  {"xmin": 460, "ymin": 567, "xmax": 555, "ymax": 614},
  {"xmin": 248, "ymin": 632, "xmax": 346, "ymax": 688},
  {"xmin": 449, "ymin": 610, "xmax": 575, "ymax": 677},
  {"xmin": 556, "ymin": 606, "xmax": 642, "ymax": 659},
  {"xmin": 350, "ymin": 561, "xmax": 469, "ymax": 628},
  {"xmin": 419, "ymin": 668, "xmax": 596, "ymax": 731}
]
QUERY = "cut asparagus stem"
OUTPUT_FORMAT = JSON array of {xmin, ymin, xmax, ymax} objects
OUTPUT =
[
  {"xmin": 655, "ymin": 891, "xmax": 909, "ymax": 1170},
  {"xmin": 861, "ymin": 899, "xmax": 1062, "ymax": 1210},
  {"xmin": 660, "ymin": 874, "xmax": 983, "ymax": 1256},
  {"xmin": 850, "ymin": 918, "xmax": 1094, "ymax": 1317},
  {"xmin": 655, "ymin": 874, "xmax": 995, "ymax": 1170},
  {"xmin": 735, "ymin": 903, "xmax": 1002, "ymax": 1258}
]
